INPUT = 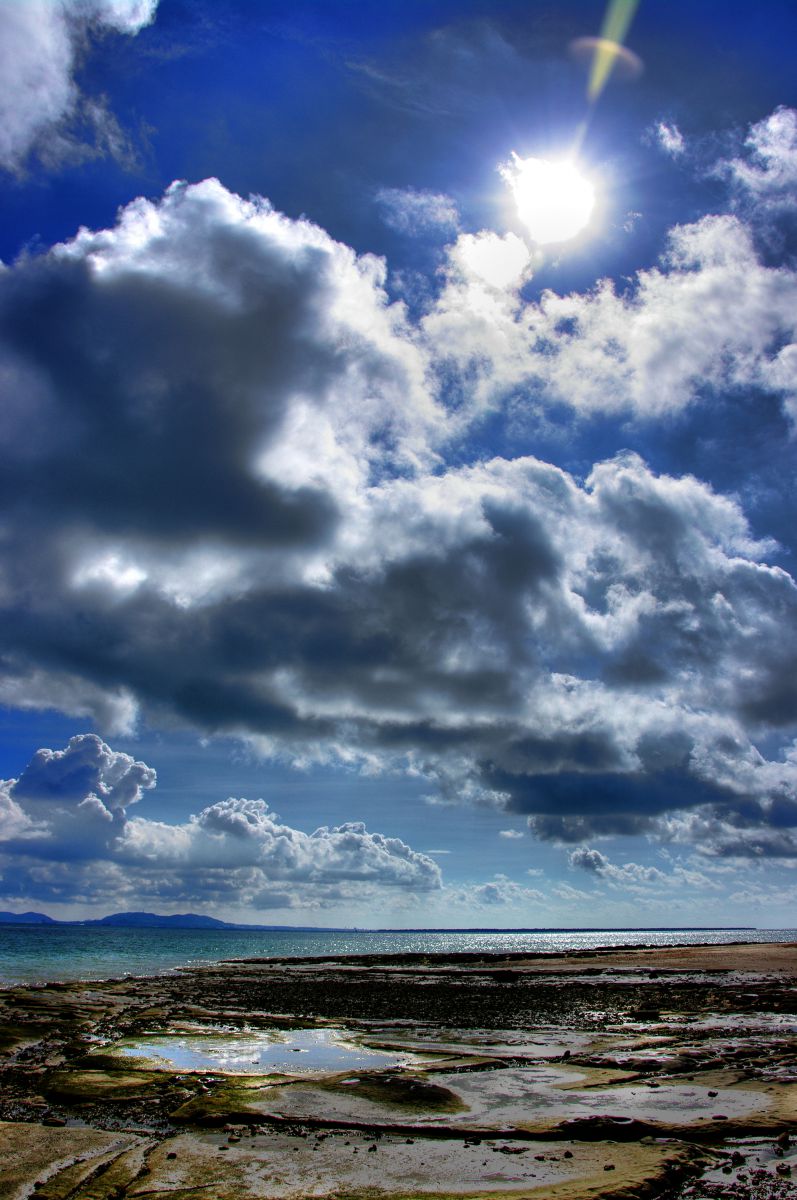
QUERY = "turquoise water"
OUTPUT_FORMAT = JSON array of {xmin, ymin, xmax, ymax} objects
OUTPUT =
[{"xmin": 0, "ymin": 925, "xmax": 794, "ymax": 987}]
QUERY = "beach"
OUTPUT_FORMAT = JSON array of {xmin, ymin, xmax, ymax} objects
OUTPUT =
[{"xmin": 1, "ymin": 941, "xmax": 796, "ymax": 1199}]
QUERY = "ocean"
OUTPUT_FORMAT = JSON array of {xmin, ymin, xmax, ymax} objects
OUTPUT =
[{"xmin": 1, "ymin": 925, "xmax": 795, "ymax": 987}]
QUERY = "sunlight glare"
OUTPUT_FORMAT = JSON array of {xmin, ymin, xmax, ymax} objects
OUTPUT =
[{"xmin": 502, "ymin": 153, "xmax": 596, "ymax": 246}]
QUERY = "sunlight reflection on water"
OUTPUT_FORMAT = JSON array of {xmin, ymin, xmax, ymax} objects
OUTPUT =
[{"xmin": 115, "ymin": 1026, "xmax": 415, "ymax": 1074}]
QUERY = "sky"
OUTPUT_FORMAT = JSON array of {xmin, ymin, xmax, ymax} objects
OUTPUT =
[{"xmin": 1, "ymin": 0, "xmax": 797, "ymax": 928}]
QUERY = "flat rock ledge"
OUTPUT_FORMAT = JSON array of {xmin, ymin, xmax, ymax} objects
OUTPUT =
[{"xmin": 1, "ymin": 941, "xmax": 795, "ymax": 1200}]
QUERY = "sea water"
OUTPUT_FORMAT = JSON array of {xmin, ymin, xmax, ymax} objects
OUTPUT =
[{"xmin": 0, "ymin": 924, "xmax": 794, "ymax": 987}]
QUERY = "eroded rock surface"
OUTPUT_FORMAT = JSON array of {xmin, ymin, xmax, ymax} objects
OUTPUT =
[{"xmin": 1, "ymin": 942, "xmax": 795, "ymax": 1199}]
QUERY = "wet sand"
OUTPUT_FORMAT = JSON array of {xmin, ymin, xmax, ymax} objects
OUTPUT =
[{"xmin": 1, "ymin": 941, "xmax": 795, "ymax": 1199}]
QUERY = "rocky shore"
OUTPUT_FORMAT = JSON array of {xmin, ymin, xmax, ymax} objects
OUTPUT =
[{"xmin": 1, "ymin": 941, "xmax": 795, "ymax": 1199}]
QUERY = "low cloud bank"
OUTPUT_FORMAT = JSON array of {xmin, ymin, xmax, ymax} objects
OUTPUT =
[{"xmin": 0, "ymin": 734, "xmax": 441, "ymax": 908}]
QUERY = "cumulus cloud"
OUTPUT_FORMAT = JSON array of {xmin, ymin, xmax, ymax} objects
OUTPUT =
[
  {"xmin": 0, "ymin": 0, "xmax": 158, "ymax": 173},
  {"xmin": 1, "ymin": 178, "xmax": 437, "ymax": 547},
  {"xmin": 14, "ymin": 733, "xmax": 156, "ymax": 811},
  {"xmin": 0, "ymin": 736, "xmax": 441, "ymax": 908}
]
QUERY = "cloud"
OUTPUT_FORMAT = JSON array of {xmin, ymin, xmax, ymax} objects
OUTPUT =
[
  {"xmin": 1, "ymin": 178, "xmax": 437, "ymax": 546},
  {"xmin": 653, "ymin": 121, "xmax": 685, "ymax": 158},
  {"xmin": 452, "ymin": 874, "xmax": 545, "ymax": 909},
  {"xmin": 551, "ymin": 882, "xmax": 593, "ymax": 903},
  {"xmin": 723, "ymin": 107, "xmax": 797, "ymax": 208},
  {"xmin": 567, "ymin": 845, "xmax": 682, "ymax": 890},
  {"xmin": 568, "ymin": 846, "xmax": 608, "ymax": 873},
  {"xmin": 375, "ymin": 187, "xmax": 460, "ymax": 235},
  {"xmin": 13, "ymin": 733, "xmax": 156, "ymax": 812},
  {"xmin": 0, "ymin": 0, "xmax": 158, "ymax": 173},
  {"xmin": 0, "ymin": 736, "xmax": 441, "ymax": 908},
  {"xmin": 656, "ymin": 810, "xmax": 797, "ymax": 862},
  {"xmin": 425, "ymin": 211, "xmax": 797, "ymax": 421},
  {"xmin": 499, "ymin": 829, "xmax": 524, "ymax": 839},
  {"xmin": 568, "ymin": 846, "xmax": 723, "ymax": 894},
  {"xmin": 2, "ymin": 175, "xmax": 797, "ymax": 863}
]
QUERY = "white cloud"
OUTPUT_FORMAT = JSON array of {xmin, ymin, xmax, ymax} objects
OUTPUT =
[
  {"xmin": 723, "ymin": 106, "xmax": 797, "ymax": 206},
  {"xmin": 425, "ymin": 212, "xmax": 797, "ymax": 421},
  {"xmin": 499, "ymin": 829, "xmax": 524, "ymax": 839},
  {"xmin": 0, "ymin": 0, "xmax": 158, "ymax": 173},
  {"xmin": 552, "ymin": 882, "xmax": 593, "ymax": 903},
  {"xmin": 654, "ymin": 121, "xmax": 685, "ymax": 157},
  {"xmin": 452, "ymin": 874, "xmax": 545, "ymax": 908},
  {"xmin": 441, "ymin": 229, "xmax": 531, "ymax": 294},
  {"xmin": 0, "ymin": 787, "xmax": 37, "ymax": 842}
]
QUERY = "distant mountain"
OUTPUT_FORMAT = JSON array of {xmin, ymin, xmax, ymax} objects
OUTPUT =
[
  {"xmin": 78, "ymin": 912, "xmax": 344, "ymax": 931},
  {"xmin": 0, "ymin": 909, "xmax": 345, "ymax": 931},
  {"xmin": 0, "ymin": 911, "xmax": 57, "ymax": 924},
  {"xmin": 85, "ymin": 911, "xmax": 233, "ymax": 929}
]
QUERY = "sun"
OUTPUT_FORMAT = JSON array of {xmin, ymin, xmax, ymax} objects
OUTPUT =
[{"xmin": 501, "ymin": 153, "xmax": 596, "ymax": 245}]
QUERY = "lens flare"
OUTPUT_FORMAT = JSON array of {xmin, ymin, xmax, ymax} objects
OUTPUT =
[
  {"xmin": 569, "ymin": 36, "xmax": 643, "ymax": 94},
  {"xmin": 501, "ymin": 154, "xmax": 595, "ymax": 245},
  {"xmin": 588, "ymin": 0, "xmax": 640, "ymax": 100}
]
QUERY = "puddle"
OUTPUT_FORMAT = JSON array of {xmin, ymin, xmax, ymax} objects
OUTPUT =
[{"xmin": 112, "ymin": 1027, "xmax": 421, "ymax": 1075}]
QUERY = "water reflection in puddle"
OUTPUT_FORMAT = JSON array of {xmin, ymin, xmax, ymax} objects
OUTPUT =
[{"xmin": 115, "ymin": 1027, "xmax": 417, "ymax": 1075}]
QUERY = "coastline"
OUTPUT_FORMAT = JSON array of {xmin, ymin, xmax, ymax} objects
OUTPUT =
[
  {"xmin": 1, "ymin": 923, "xmax": 795, "ymax": 990},
  {"xmin": 1, "ymin": 941, "xmax": 796, "ymax": 1199}
]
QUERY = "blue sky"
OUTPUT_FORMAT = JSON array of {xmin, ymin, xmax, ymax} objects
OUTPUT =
[{"xmin": 2, "ymin": 0, "xmax": 797, "ymax": 926}]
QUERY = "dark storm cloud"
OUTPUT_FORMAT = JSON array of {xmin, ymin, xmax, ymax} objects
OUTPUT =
[
  {"xmin": 2, "ymin": 170, "xmax": 797, "ymax": 864},
  {"xmin": 496, "ymin": 769, "xmax": 738, "ymax": 842}
]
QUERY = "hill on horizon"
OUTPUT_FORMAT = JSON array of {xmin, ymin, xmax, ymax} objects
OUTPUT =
[{"xmin": 0, "ymin": 909, "xmax": 342, "ymax": 931}]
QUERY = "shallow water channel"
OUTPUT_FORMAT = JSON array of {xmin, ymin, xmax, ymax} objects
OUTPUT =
[{"xmin": 114, "ymin": 1026, "xmax": 420, "ymax": 1075}]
